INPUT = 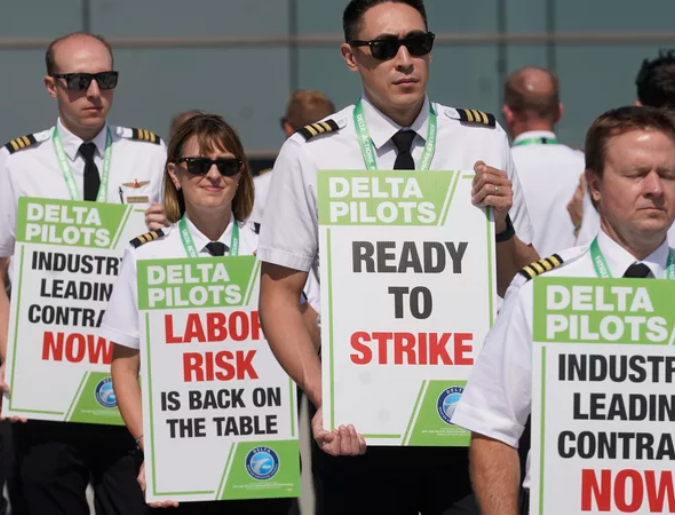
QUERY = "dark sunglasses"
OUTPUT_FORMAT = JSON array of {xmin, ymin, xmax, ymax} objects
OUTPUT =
[
  {"xmin": 52, "ymin": 71, "xmax": 119, "ymax": 91},
  {"xmin": 349, "ymin": 32, "xmax": 435, "ymax": 61},
  {"xmin": 176, "ymin": 157, "xmax": 242, "ymax": 177}
]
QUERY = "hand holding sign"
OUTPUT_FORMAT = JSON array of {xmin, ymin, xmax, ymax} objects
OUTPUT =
[
  {"xmin": 471, "ymin": 161, "xmax": 513, "ymax": 233},
  {"xmin": 0, "ymin": 363, "xmax": 27, "ymax": 423},
  {"xmin": 137, "ymin": 462, "xmax": 179, "ymax": 508},
  {"xmin": 144, "ymin": 202, "xmax": 168, "ymax": 231},
  {"xmin": 312, "ymin": 407, "xmax": 366, "ymax": 456}
]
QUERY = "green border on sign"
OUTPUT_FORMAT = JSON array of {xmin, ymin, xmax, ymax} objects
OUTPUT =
[
  {"xmin": 326, "ymin": 228, "xmax": 336, "ymax": 431},
  {"xmin": 8, "ymin": 246, "xmax": 64, "ymax": 416},
  {"xmin": 538, "ymin": 346, "xmax": 547, "ymax": 515},
  {"xmin": 486, "ymin": 207, "xmax": 494, "ymax": 326},
  {"xmin": 402, "ymin": 380, "xmax": 427, "ymax": 445},
  {"xmin": 289, "ymin": 378, "xmax": 296, "ymax": 438}
]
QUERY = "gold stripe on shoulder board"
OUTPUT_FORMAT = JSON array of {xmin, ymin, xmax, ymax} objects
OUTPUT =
[
  {"xmin": 130, "ymin": 229, "xmax": 164, "ymax": 248},
  {"xmin": 298, "ymin": 119, "xmax": 340, "ymax": 141},
  {"xmin": 518, "ymin": 254, "xmax": 564, "ymax": 281}
]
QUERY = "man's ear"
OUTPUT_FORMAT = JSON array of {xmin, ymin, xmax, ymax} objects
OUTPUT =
[
  {"xmin": 341, "ymin": 43, "xmax": 359, "ymax": 72},
  {"xmin": 44, "ymin": 76, "xmax": 58, "ymax": 99},
  {"xmin": 585, "ymin": 168, "xmax": 601, "ymax": 205}
]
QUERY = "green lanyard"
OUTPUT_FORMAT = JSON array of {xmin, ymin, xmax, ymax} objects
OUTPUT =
[
  {"xmin": 513, "ymin": 136, "xmax": 559, "ymax": 147},
  {"xmin": 52, "ymin": 127, "xmax": 113, "ymax": 202},
  {"xmin": 353, "ymin": 99, "xmax": 437, "ymax": 171},
  {"xmin": 178, "ymin": 217, "xmax": 239, "ymax": 258},
  {"xmin": 590, "ymin": 238, "xmax": 675, "ymax": 279}
]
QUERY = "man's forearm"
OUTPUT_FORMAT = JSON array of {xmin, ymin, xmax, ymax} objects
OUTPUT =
[
  {"xmin": 469, "ymin": 434, "xmax": 521, "ymax": 515},
  {"xmin": 496, "ymin": 237, "xmax": 540, "ymax": 296},
  {"xmin": 260, "ymin": 270, "xmax": 322, "ymax": 408}
]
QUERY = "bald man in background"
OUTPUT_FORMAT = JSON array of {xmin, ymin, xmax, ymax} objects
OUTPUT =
[{"xmin": 502, "ymin": 67, "xmax": 585, "ymax": 256}]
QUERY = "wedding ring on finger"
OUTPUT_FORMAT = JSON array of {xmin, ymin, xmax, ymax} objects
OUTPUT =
[{"xmin": 494, "ymin": 185, "xmax": 500, "ymax": 195}]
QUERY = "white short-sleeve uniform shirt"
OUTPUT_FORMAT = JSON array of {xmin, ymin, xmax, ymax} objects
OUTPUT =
[
  {"xmin": 451, "ymin": 229, "xmax": 675, "ymax": 488},
  {"xmin": 251, "ymin": 171, "xmax": 273, "ymax": 225},
  {"xmin": 257, "ymin": 95, "xmax": 534, "ymax": 278},
  {"xmin": 99, "ymin": 217, "xmax": 259, "ymax": 350},
  {"xmin": 510, "ymin": 131, "xmax": 585, "ymax": 256},
  {"xmin": 0, "ymin": 118, "xmax": 166, "ymax": 259}
]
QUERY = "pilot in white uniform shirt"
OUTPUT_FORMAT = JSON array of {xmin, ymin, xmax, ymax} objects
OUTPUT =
[
  {"xmin": 257, "ymin": 94, "xmax": 534, "ymax": 275},
  {"xmin": 451, "ymin": 228, "xmax": 675, "ymax": 489},
  {"xmin": 0, "ymin": 118, "xmax": 166, "ymax": 259},
  {"xmin": 510, "ymin": 130, "xmax": 585, "ymax": 256},
  {"xmin": 99, "ymin": 217, "xmax": 259, "ymax": 348}
]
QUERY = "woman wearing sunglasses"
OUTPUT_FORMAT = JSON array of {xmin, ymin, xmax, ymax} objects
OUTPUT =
[{"xmin": 100, "ymin": 114, "xmax": 293, "ymax": 514}]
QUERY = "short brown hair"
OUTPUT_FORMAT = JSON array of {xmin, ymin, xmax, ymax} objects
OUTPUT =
[
  {"xmin": 585, "ymin": 105, "xmax": 675, "ymax": 178},
  {"xmin": 164, "ymin": 114, "xmax": 254, "ymax": 223},
  {"xmin": 283, "ymin": 90, "xmax": 336, "ymax": 131},
  {"xmin": 504, "ymin": 67, "xmax": 560, "ymax": 123},
  {"xmin": 169, "ymin": 110, "xmax": 206, "ymax": 139},
  {"xmin": 46, "ymin": 32, "xmax": 114, "ymax": 75}
]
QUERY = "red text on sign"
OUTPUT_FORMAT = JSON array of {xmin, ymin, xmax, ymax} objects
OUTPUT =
[
  {"xmin": 349, "ymin": 332, "xmax": 474, "ymax": 365},
  {"xmin": 42, "ymin": 331, "xmax": 112, "ymax": 365},
  {"xmin": 165, "ymin": 311, "xmax": 261, "ymax": 344},
  {"xmin": 581, "ymin": 469, "xmax": 675, "ymax": 512},
  {"xmin": 183, "ymin": 350, "xmax": 258, "ymax": 382}
]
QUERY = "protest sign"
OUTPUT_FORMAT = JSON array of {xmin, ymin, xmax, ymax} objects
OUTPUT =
[
  {"xmin": 531, "ymin": 277, "xmax": 675, "ymax": 514},
  {"xmin": 3, "ymin": 197, "xmax": 146, "ymax": 424},
  {"xmin": 137, "ymin": 256, "xmax": 300, "ymax": 502},
  {"xmin": 318, "ymin": 170, "xmax": 496, "ymax": 446}
]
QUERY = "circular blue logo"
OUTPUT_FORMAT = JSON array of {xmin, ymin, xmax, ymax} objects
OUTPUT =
[
  {"xmin": 437, "ymin": 386, "xmax": 464, "ymax": 425},
  {"xmin": 95, "ymin": 377, "xmax": 117, "ymax": 408},
  {"xmin": 245, "ymin": 447, "xmax": 280, "ymax": 481}
]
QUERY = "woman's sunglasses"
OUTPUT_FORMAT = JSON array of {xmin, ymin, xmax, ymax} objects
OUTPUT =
[
  {"xmin": 176, "ymin": 157, "xmax": 242, "ymax": 177},
  {"xmin": 51, "ymin": 71, "xmax": 119, "ymax": 91},
  {"xmin": 349, "ymin": 32, "xmax": 435, "ymax": 61}
]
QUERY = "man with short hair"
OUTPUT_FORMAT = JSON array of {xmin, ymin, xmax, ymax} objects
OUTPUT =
[
  {"xmin": 577, "ymin": 50, "xmax": 675, "ymax": 246},
  {"xmin": 258, "ymin": 1, "xmax": 537, "ymax": 513},
  {"xmin": 452, "ymin": 105, "xmax": 675, "ymax": 515},
  {"xmin": 169, "ymin": 109, "xmax": 206, "ymax": 140},
  {"xmin": 503, "ymin": 67, "xmax": 586, "ymax": 256},
  {"xmin": 251, "ymin": 90, "xmax": 335, "ymax": 225},
  {"xmin": 0, "ymin": 31, "xmax": 165, "ymax": 515}
]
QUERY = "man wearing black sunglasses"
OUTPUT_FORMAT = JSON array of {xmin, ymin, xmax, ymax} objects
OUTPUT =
[
  {"xmin": 0, "ymin": 31, "xmax": 166, "ymax": 515},
  {"xmin": 258, "ymin": 1, "xmax": 539, "ymax": 514}
]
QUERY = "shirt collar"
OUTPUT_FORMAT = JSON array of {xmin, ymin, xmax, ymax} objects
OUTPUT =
[
  {"xmin": 512, "ymin": 130, "xmax": 557, "ymax": 146},
  {"xmin": 359, "ymin": 94, "xmax": 431, "ymax": 150},
  {"xmin": 596, "ymin": 229, "xmax": 671, "ymax": 278},
  {"xmin": 184, "ymin": 214, "xmax": 235, "ymax": 255},
  {"xmin": 56, "ymin": 117, "xmax": 109, "ymax": 161}
]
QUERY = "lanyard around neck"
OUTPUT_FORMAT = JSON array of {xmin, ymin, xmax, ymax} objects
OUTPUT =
[
  {"xmin": 353, "ymin": 99, "xmax": 437, "ymax": 171},
  {"xmin": 178, "ymin": 217, "xmax": 240, "ymax": 258},
  {"xmin": 590, "ymin": 238, "xmax": 675, "ymax": 279},
  {"xmin": 513, "ymin": 136, "xmax": 559, "ymax": 147},
  {"xmin": 52, "ymin": 127, "xmax": 113, "ymax": 202}
]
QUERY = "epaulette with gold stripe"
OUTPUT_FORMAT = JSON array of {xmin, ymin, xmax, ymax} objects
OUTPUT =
[
  {"xmin": 3, "ymin": 134, "xmax": 38, "ymax": 154},
  {"xmin": 518, "ymin": 254, "xmax": 564, "ymax": 281},
  {"xmin": 130, "ymin": 229, "xmax": 165, "ymax": 248},
  {"xmin": 131, "ymin": 128, "xmax": 161, "ymax": 145},
  {"xmin": 297, "ymin": 119, "xmax": 340, "ymax": 141},
  {"xmin": 456, "ymin": 108, "xmax": 496, "ymax": 127}
]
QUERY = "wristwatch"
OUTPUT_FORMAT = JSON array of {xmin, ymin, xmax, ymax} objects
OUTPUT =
[{"xmin": 496, "ymin": 214, "xmax": 515, "ymax": 243}]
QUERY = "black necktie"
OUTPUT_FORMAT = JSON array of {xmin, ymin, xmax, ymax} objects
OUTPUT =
[
  {"xmin": 79, "ymin": 142, "xmax": 100, "ymax": 201},
  {"xmin": 392, "ymin": 130, "xmax": 416, "ymax": 170},
  {"xmin": 623, "ymin": 263, "xmax": 652, "ymax": 278},
  {"xmin": 206, "ymin": 242, "xmax": 228, "ymax": 256}
]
